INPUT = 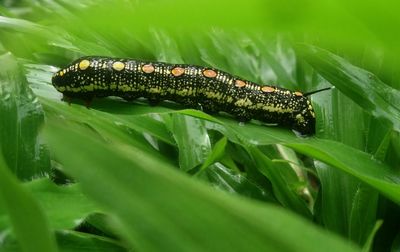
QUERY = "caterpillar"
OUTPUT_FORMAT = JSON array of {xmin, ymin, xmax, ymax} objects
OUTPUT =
[{"xmin": 52, "ymin": 56, "xmax": 316, "ymax": 135}]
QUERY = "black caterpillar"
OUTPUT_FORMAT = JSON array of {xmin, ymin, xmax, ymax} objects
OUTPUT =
[{"xmin": 52, "ymin": 56, "xmax": 316, "ymax": 135}]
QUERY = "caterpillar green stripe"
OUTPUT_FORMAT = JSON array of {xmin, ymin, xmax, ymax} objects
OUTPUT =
[{"xmin": 51, "ymin": 56, "xmax": 316, "ymax": 135}]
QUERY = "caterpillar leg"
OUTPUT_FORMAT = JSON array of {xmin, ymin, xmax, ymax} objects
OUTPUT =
[
  {"xmin": 234, "ymin": 108, "xmax": 252, "ymax": 123},
  {"xmin": 122, "ymin": 94, "xmax": 140, "ymax": 102},
  {"xmin": 148, "ymin": 97, "xmax": 160, "ymax": 106},
  {"xmin": 84, "ymin": 97, "xmax": 93, "ymax": 108},
  {"xmin": 198, "ymin": 100, "xmax": 218, "ymax": 114},
  {"xmin": 175, "ymin": 97, "xmax": 199, "ymax": 109},
  {"xmin": 61, "ymin": 94, "xmax": 72, "ymax": 105}
]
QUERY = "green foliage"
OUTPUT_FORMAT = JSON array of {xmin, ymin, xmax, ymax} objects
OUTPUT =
[
  {"xmin": 0, "ymin": 0, "xmax": 399, "ymax": 251},
  {"xmin": 0, "ymin": 155, "xmax": 58, "ymax": 252}
]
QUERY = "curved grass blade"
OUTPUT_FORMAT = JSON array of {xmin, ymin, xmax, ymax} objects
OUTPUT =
[
  {"xmin": 170, "ymin": 114, "xmax": 211, "ymax": 171},
  {"xmin": 0, "ymin": 154, "xmax": 58, "ymax": 252},
  {"xmin": 285, "ymin": 139, "xmax": 400, "ymax": 204},
  {"xmin": 1, "ymin": 230, "xmax": 127, "ymax": 252},
  {"xmin": 0, "ymin": 178, "xmax": 99, "ymax": 231},
  {"xmin": 297, "ymin": 44, "xmax": 400, "ymax": 132},
  {"xmin": 247, "ymin": 146, "xmax": 312, "ymax": 218},
  {"xmin": 44, "ymin": 120, "xmax": 359, "ymax": 252},
  {"xmin": 0, "ymin": 53, "xmax": 50, "ymax": 179}
]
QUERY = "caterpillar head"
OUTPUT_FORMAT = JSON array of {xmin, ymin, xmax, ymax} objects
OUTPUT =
[
  {"xmin": 51, "ymin": 57, "xmax": 95, "ymax": 97},
  {"xmin": 51, "ymin": 68, "xmax": 68, "ymax": 93},
  {"xmin": 291, "ymin": 98, "xmax": 316, "ymax": 135}
]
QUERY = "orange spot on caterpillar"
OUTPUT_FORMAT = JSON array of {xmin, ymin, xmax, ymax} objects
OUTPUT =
[
  {"xmin": 235, "ymin": 79, "xmax": 246, "ymax": 88},
  {"xmin": 203, "ymin": 69, "xmax": 217, "ymax": 78},
  {"xmin": 142, "ymin": 64, "xmax": 155, "ymax": 74},
  {"xmin": 261, "ymin": 86, "xmax": 275, "ymax": 93},
  {"xmin": 171, "ymin": 67, "xmax": 185, "ymax": 76}
]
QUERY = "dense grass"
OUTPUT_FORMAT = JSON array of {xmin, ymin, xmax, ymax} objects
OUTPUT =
[{"xmin": 0, "ymin": 1, "xmax": 399, "ymax": 251}]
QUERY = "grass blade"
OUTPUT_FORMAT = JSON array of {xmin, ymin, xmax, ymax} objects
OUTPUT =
[
  {"xmin": 0, "ymin": 154, "xmax": 58, "ymax": 252},
  {"xmin": 297, "ymin": 44, "xmax": 400, "ymax": 132},
  {"xmin": 44, "ymin": 120, "xmax": 359, "ymax": 252},
  {"xmin": 0, "ymin": 53, "xmax": 50, "ymax": 179}
]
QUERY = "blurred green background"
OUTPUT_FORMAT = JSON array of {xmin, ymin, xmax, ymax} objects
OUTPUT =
[{"xmin": 0, "ymin": 0, "xmax": 399, "ymax": 251}]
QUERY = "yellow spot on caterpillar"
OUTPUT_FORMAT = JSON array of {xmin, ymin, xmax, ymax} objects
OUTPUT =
[
  {"xmin": 84, "ymin": 84, "xmax": 94, "ymax": 91},
  {"xmin": 149, "ymin": 87, "xmax": 161, "ymax": 93},
  {"xmin": 118, "ymin": 85, "xmax": 132, "ymax": 92},
  {"xmin": 176, "ymin": 89, "xmax": 190, "ymax": 96},
  {"xmin": 110, "ymin": 84, "xmax": 117, "ymax": 90},
  {"xmin": 205, "ymin": 91, "xmax": 223, "ymax": 99},
  {"xmin": 203, "ymin": 69, "xmax": 217, "ymax": 78},
  {"xmin": 235, "ymin": 79, "xmax": 246, "ymax": 88},
  {"xmin": 142, "ymin": 64, "xmax": 155, "ymax": 74},
  {"xmin": 166, "ymin": 87, "xmax": 175, "ymax": 94},
  {"xmin": 59, "ymin": 71, "xmax": 64, "ymax": 76},
  {"xmin": 296, "ymin": 114, "xmax": 305, "ymax": 123},
  {"xmin": 261, "ymin": 86, "xmax": 275, "ymax": 93},
  {"xmin": 261, "ymin": 105, "xmax": 293, "ymax": 113},
  {"xmin": 79, "ymin": 60, "xmax": 90, "ymax": 70},
  {"xmin": 235, "ymin": 98, "xmax": 253, "ymax": 107},
  {"xmin": 171, "ymin": 67, "xmax": 185, "ymax": 77},
  {"xmin": 294, "ymin": 91, "xmax": 303, "ymax": 96},
  {"xmin": 254, "ymin": 102, "xmax": 293, "ymax": 113},
  {"xmin": 112, "ymin": 61, "xmax": 125, "ymax": 71}
]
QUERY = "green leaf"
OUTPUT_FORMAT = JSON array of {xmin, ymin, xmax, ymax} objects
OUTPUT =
[
  {"xmin": 247, "ymin": 146, "xmax": 311, "ymax": 218},
  {"xmin": 199, "ymin": 162, "xmax": 275, "ymax": 202},
  {"xmin": 0, "ymin": 154, "xmax": 58, "ymax": 252},
  {"xmin": 0, "ymin": 178, "xmax": 99, "ymax": 231},
  {"xmin": 309, "ymin": 81, "xmax": 379, "ymax": 245},
  {"xmin": 285, "ymin": 139, "xmax": 400, "ymax": 204},
  {"xmin": 202, "ymin": 119, "xmax": 400, "ymax": 206},
  {"xmin": 0, "ymin": 53, "xmax": 50, "ymax": 179},
  {"xmin": 178, "ymin": 117, "xmax": 400, "ymax": 207},
  {"xmin": 39, "ymin": 97, "xmax": 175, "ymax": 163},
  {"xmin": 170, "ymin": 114, "xmax": 211, "ymax": 171},
  {"xmin": 362, "ymin": 220, "xmax": 382, "ymax": 252},
  {"xmin": 315, "ymin": 162, "xmax": 379, "ymax": 244},
  {"xmin": 54, "ymin": 231, "xmax": 127, "ymax": 252},
  {"xmin": 1, "ymin": 230, "xmax": 127, "ymax": 252},
  {"xmin": 297, "ymin": 44, "xmax": 400, "ymax": 132},
  {"xmin": 44, "ymin": 120, "xmax": 359, "ymax": 252},
  {"xmin": 199, "ymin": 137, "xmax": 227, "ymax": 172}
]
